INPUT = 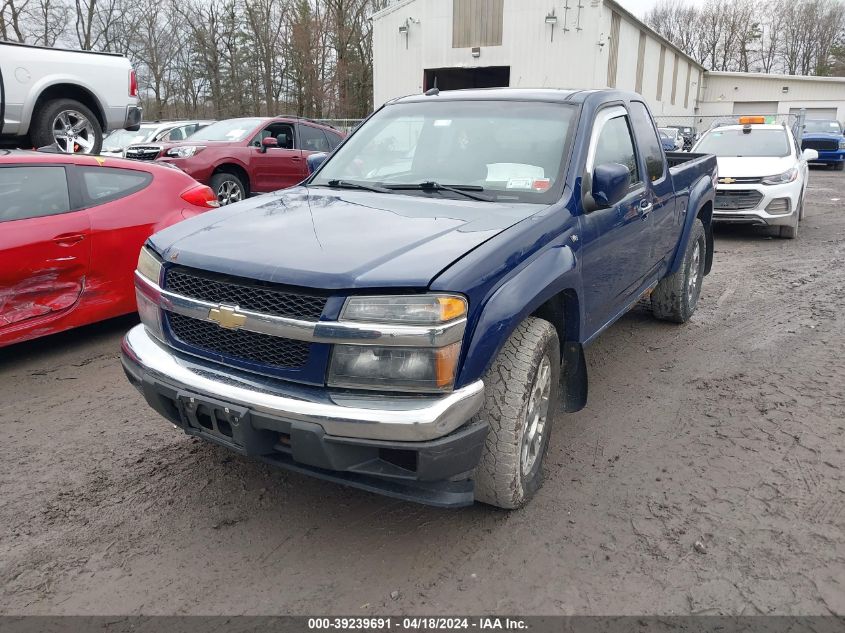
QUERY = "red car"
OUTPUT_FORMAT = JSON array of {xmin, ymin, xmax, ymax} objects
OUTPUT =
[
  {"xmin": 124, "ymin": 117, "xmax": 344, "ymax": 205},
  {"xmin": 0, "ymin": 150, "xmax": 218, "ymax": 348}
]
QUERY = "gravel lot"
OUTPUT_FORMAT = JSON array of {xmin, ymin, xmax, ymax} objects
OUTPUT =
[{"xmin": 1, "ymin": 168, "xmax": 843, "ymax": 616}]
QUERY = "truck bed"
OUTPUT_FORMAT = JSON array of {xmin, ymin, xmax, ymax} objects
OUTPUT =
[{"xmin": 667, "ymin": 151, "xmax": 717, "ymax": 193}]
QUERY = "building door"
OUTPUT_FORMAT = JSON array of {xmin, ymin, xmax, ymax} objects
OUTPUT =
[
  {"xmin": 789, "ymin": 107, "xmax": 838, "ymax": 120},
  {"xmin": 423, "ymin": 67, "xmax": 509, "ymax": 92}
]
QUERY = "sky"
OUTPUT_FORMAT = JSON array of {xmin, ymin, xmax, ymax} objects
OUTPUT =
[{"xmin": 613, "ymin": 0, "xmax": 707, "ymax": 20}]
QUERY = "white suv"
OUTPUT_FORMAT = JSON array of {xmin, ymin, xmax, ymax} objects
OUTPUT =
[{"xmin": 693, "ymin": 118, "xmax": 818, "ymax": 239}]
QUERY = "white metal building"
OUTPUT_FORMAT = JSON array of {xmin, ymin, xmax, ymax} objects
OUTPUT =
[
  {"xmin": 372, "ymin": 0, "xmax": 705, "ymax": 116},
  {"xmin": 697, "ymin": 71, "xmax": 845, "ymax": 122}
]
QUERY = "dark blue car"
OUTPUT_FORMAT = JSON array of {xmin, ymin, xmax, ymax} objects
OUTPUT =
[
  {"xmin": 801, "ymin": 119, "xmax": 845, "ymax": 170},
  {"xmin": 122, "ymin": 88, "xmax": 717, "ymax": 508}
]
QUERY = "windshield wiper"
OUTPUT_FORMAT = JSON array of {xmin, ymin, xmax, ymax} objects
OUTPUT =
[
  {"xmin": 320, "ymin": 179, "xmax": 394, "ymax": 194},
  {"xmin": 386, "ymin": 181, "xmax": 492, "ymax": 202}
]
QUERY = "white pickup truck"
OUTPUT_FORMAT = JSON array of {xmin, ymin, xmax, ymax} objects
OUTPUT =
[{"xmin": 0, "ymin": 41, "xmax": 142, "ymax": 154}]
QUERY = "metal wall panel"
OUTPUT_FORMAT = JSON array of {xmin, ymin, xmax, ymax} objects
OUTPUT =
[
  {"xmin": 635, "ymin": 31, "xmax": 646, "ymax": 93},
  {"xmin": 452, "ymin": 0, "xmax": 504, "ymax": 47},
  {"xmin": 670, "ymin": 52, "xmax": 679, "ymax": 105},
  {"xmin": 606, "ymin": 11, "xmax": 621, "ymax": 88},
  {"xmin": 656, "ymin": 45, "xmax": 666, "ymax": 100}
]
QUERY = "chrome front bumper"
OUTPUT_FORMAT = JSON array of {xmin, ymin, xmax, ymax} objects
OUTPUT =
[{"xmin": 121, "ymin": 324, "xmax": 485, "ymax": 442}]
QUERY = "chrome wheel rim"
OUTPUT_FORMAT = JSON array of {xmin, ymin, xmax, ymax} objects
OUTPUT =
[
  {"xmin": 520, "ymin": 355, "xmax": 552, "ymax": 476},
  {"xmin": 217, "ymin": 181, "xmax": 243, "ymax": 205},
  {"xmin": 687, "ymin": 239, "xmax": 701, "ymax": 305},
  {"xmin": 52, "ymin": 110, "xmax": 96, "ymax": 154}
]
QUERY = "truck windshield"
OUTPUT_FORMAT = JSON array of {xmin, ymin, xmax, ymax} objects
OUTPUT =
[
  {"xmin": 188, "ymin": 118, "xmax": 265, "ymax": 142},
  {"xmin": 310, "ymin": 100, "xmax": 576, "ymax": 203},
  {"xmin": 803, "ymin": 120, "xmax": 842, "ymax": 134},
  {"xmin": 695, "ymin": 129, "xmax": 790, "ymax": 157}
]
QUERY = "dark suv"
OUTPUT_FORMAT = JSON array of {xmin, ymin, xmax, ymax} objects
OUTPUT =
[{"xmin": 126, "ymin": 116, "xmax": 344, "ymax": 204}]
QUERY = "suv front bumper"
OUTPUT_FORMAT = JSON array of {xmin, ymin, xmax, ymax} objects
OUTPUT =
[
  {"xmin": 712, "ymin": 181, "xmax": 800, "ymax": 227},
  {"xmin": 121, "ymin": 325, "xmax": 487, "ymax": 506}
]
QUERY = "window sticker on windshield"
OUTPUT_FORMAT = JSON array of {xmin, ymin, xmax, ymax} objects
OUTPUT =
[
  {"xmin": 226, "ymin": 129, "xmax": 246, "ymax": 139},
  {"xmin": 506, "ymin": 178, "xmax": 534, "ymax": 190},
  {"xmin": 433, "ymin": 120, "xmax": 452, "ymax": 127}
]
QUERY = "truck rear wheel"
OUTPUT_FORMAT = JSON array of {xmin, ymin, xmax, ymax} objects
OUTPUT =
[
  {"xmin": 31, "ymin": 99, "xmax": 103, "ymax": 154},
  {"xmin": 651, "ymin": 218, "xmax": 706, "ymax": 323},
  {"xmin": 473, "ymin": 317, "xmax": 560, "ymax": 509}
]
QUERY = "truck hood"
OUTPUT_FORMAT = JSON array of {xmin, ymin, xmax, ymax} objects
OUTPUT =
[
  {"xmin": 715, "ymin": 155, "xmax": 795, "ymax": 178},
  {"xmin": 148, "ymin": 187, "xmax": 540, "ymax": 290}
]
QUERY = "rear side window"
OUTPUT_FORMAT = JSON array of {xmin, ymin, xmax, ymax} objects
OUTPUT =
[
  {"xmin": 300, "ymin": 125, "xmax": 331, "ymax": 152},
  {"xmin": 79, "ymin": 167, "xmax": 152, "ymax": 206},
  {"xmin": 595, "ymin": 115, "xmax": 641, "ymax": 185},
  {"xmin": 0, "ymin": 166, "xmax": 71, "ymax": 222},
  {"xmin": 326, "ymin": 131, "xmax": 343, "ymax": 149},
  {"xmin": 629, "ymin": 102, "xmax": 665, "ymax": 182}
]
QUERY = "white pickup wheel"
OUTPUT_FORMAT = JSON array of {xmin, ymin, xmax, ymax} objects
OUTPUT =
[
  {"xmin": 472, "ymin": 317, "xmax": 560, "ymax": 509},
  {"xmin": 31, "ymin": 98, "xmax": 103, "ymax": 154}
]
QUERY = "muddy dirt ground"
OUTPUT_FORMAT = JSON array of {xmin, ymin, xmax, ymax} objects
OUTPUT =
[{"xmin": 1, "ymin": 168, "xmax": 843, "ymax": 616}]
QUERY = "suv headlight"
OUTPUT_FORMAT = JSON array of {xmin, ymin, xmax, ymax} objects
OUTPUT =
[
  {"xmin": 761, "ymin": 167, "xmax": 798, "ymax": 185},
  {"xmin": 135, "ymin": 246, "xmax": 165, "ymax": 339},
  {"xmin": 165, "ymin": 145, "xmax": 205, "ymax": 158},
  {"xmin": 328, "ymin": 294, "xmax": 468, "ymax": 392}
]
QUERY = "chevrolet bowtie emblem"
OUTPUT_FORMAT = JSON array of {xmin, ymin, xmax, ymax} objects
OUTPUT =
[
  {"xmin": 719, "ymin": 177, "xmax": 737, "ymax": 184},
  {"xmin": 208, "ymin": 305, "xmax": 246, "ymax": 330}
]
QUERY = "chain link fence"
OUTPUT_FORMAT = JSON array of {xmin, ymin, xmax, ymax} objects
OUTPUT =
[{"xmin": 313, "ymin": 118, "xmax": 363, "ymax": 133}]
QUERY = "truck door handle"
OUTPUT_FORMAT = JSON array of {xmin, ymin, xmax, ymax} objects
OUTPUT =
[
  {"xmin": 638, "ymin": 200, "xmax": 653, "ymax": 219},
  {"xmin": 53, "ymin": 233, "xmax": 86, "ymax": 246}
]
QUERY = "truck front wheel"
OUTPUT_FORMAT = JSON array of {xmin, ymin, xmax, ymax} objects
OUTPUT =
[
  {"xmin": 473, "ymin": 317, "xmax": 560, "ymax": 509},
  {"xmin": 31, "ymin": 99, "xmax": 103, "ymax": 154},
  {"xmin": 651, "ymin": 218, "xmax": 707, "ymax": 323}
]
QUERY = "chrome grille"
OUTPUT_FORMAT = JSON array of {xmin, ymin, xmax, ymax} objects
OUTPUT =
[
  {"xmin": 802, "ymin": 139, "xmax": 838, "ymax": 152},
  {"xmin": 168, "ymin": 313, "xmax": 310, "ymax": 369},
  {"xmin": 715, "ymin": 189, "xmax": 763, "ymax": 210},
  {"xmin": 166, "ymin": 267, "xmax": 326, "ymax": 320},
  {"xmin": 125, "ymin": 145, "xmax": 162, "ymax": 160}
]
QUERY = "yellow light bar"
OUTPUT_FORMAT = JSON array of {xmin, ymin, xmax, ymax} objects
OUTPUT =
[{"xmin": 738, "ymin": 116, "xmax": 766, "ymax": 125}]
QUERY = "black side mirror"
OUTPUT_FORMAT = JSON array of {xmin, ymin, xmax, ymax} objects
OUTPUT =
[
  {"xmin": 260, "ymin": 137, "xmax": 278, "ymax": 153},
  {"xmin": 590, "ymin": 162, "xmax": 631, "ymax": 210},
  {"xmin": 306, "ymin": 152, "xmax": 329, "ymax": 175},
  {"xmin": 276, "ymin": 133, "xmax": 288, "ymax": 148}
]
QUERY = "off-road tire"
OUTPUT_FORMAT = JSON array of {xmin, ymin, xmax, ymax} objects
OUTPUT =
[
  {"xmin": 473, "ymin": 317, "xmax": 560, "ymax": 510},
  {"xmin": 651, "ymin": 218, "xmax": 706, "ymax": 323},
  {"xmin": 211, "ymin": 172, "xmax": 247, "ymax": 206},
  {"xmin": 30, "ymin": 98, "xmax": 103, "ymax": 154},
  {"xmin": 779, "ymin": 223, "xmax": 798, "ymax": 239}
]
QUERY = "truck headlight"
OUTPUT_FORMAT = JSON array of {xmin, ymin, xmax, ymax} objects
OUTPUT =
[
  {"xmin": 165, "ymin": 145, "xmax": 205, "ymax": 158},
  {"xmin": 839, "ymin": 140, "xmax": 845, "ymax": 150},
  {"xmin": 137, "ymin": 246, "xmax": 163, "ymax": 284},
  {"xmin": 328, "ymin": 342, "xmax": 461, "ymax": 392},
  {"xmin": 761, "ymin": 168, "xmax": 798, "ymax": 185},
  {"xmin": 341, "ymin": 294, "xmax": 467, "ymax": 324},
  {"xmin": 135, "ymin": 246, "xmax": 165, "ymax": 340}
]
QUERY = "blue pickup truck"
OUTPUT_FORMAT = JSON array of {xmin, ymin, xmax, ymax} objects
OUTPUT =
[
  {"xmin": 122, "ymin": 88, "xmax": 717, "ymax": 509},
  {"xmin": 801, "ymin": 119, "xmax": 845, "ymax": 170}
]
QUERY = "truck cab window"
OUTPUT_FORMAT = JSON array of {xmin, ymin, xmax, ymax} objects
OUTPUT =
[
  {"xmin": 594, "ymin": 115, "xmax": 641, "ymax": 185},
  {"xmin": 629, "ymin": 102, "xmax": 665, "ymax": 182}
]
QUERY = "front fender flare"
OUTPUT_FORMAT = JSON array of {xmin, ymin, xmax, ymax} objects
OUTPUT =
[
  {"xmin": 668, "ymin": 174, "xmax": 715, "ymax": 275},
  {"xmin": 459, "ymin": 242, "xmax": 581, "ymax": 388}
]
